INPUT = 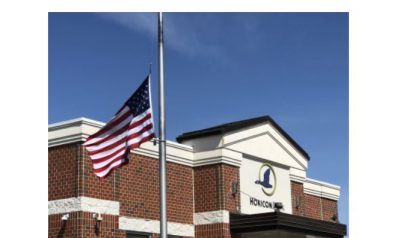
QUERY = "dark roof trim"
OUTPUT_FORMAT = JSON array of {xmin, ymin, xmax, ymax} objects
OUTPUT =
[
  {"xmin": 176, "ymin": 116, "xmax": 310, "ymax": 160},
  {"xmin": 230, "ymin": 212, "xmax": 347, "ymax": 238}
]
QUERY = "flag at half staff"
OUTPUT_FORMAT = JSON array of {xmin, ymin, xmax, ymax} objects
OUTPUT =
[{"xmin": 83, "ymin": 76, "xmax": 155, "ymax": 179}]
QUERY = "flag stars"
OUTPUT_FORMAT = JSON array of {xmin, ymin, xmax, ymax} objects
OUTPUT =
[{"xmin": 126, "ymin": 78, "xmax": 151, "ymax": 116}]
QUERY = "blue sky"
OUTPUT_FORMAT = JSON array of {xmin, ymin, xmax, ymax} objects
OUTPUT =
[{"xmin": 49, "ymin": 12, "xmax": 348, "ymax": 230}]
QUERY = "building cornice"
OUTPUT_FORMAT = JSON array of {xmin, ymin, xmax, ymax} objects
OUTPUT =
[
  {"xmin": 132, "ymin": 142, "xmax": 194, "ymax": 167},
  {"xmin": 305, "ymin": 178, "xmax": 341, "ymax": 190},
  {"xmin": 192, "ymin": 148, "xmax": 242, "ymax": 167},
  {"xmin": 48, "ymin": 118, "xmax": 242, "ymax": 168},
  {"xmin": 48, "ymin": 118, "xmax": 104, "ymax": 147},
  {"xmin": 289, "ymin": 174, "xmax": 306, "ymax": 183},
  {"xmin": 48, "ymin": 117, "xmax": 105, "ymax": 130},
  {"xmin": 303, "ymin": 178, "xmax": 340, "ymax": 201}
]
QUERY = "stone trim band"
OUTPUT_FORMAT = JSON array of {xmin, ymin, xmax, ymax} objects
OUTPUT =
[
  {"xmin": 119, "ymin": 216, "xmax": 194, "ymax": 237},
  {"xmin": 194, "ymin": 210, "xmax": 230, "ymax": 225},
  {"xmin": 48, "ymin": 197, "xmax": 119, "ymax": 215}
]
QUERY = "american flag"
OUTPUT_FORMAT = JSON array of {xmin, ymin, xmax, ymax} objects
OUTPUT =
[{"xmin": 83, "ymin": 76, "xmax": 155, "ymax": 179}]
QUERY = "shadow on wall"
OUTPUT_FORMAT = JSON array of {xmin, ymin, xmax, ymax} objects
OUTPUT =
[{"xmin": 56, "ymin": 222, "xmax": 66, "ymax": 238}]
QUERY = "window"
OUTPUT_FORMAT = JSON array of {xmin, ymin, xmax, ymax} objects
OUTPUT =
[{"xmin": 126, "ymin": 232, "xmax": 150, "ymax": 238}]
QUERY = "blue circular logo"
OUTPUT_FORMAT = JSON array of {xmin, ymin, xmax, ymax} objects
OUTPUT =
[{"xmin": 255, "ymin": 162, "xmax": 277, "ymax": 196}]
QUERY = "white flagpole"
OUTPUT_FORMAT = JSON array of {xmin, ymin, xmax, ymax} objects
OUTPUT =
[{"xmin": 158, "ymin": 12, "xmax": 168, "ymax": 238}]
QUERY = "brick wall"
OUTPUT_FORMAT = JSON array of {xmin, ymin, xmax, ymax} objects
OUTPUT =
[
  {"xmin": 118, "ymin": 153, "xmax": 194, "ymax": 224},
  {"xmin": 48, "ymin": 143, "xmax": 79, "ymax": 200},
  {"xmin": 194, "ymin": 165, "xmax": 220, "ymax": 212},
  {"xmin": 49, "ymin": 144, "xmax": 194, "ymax": 237},
  {"xmin": 291, "ymin": 181, "xmax": 305, "ymax": 216},
  {"xmin": 291, "ymin": 181, "xmax": 338, "ymax": 222},
  {"xmin": 193, "ymin": 164, "xmax": 240, "ymax": 213},
  {"xmin": 221, "ymin": 165, "xmax": 240, "ymax": 213},
  {"xmin": 48, "ymin": 212, "xmax": 124, "ymax": 238},
  {"xmin": 49, "ymin": 212, "xmax": 79, "ymax": 238},
  {"xmin": 321, "ymin": 197, "xmax": 338, "ymax": 222},
  {"xmin": 49, "ymin": 141, "xmax": 339, "ymax": 238},
  {"xmin": 76, "ymin": 146, "xmax": 194, "ymax": 224},
  {"xmin": 80, "ymin": 145, "xmax": 117, "ymax": 201},
  {"xmin": 193, "ymin": 164, "xmax": 240, "ymax": 238},
  {"xmin": 195, "ymin": 223, "xmax": 231, "ymax": 238},
  {"xmin": 304, "ymin": 193, "xmax": 323, "ymax": 220}
]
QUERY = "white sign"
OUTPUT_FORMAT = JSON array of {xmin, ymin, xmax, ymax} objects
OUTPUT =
[{"xmin": 240, "ymin": 156, "xmax": 292, "ymax": 214}]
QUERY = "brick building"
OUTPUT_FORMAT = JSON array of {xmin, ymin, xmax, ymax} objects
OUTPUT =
[{"xmin": 48, "ymin": 116, "xmax": 347, "ymax": 238}]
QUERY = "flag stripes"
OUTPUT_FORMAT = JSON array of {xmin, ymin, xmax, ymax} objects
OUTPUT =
[{"xmin": 83, "ymin": 76, "xmax": 155, "ymax": 179}]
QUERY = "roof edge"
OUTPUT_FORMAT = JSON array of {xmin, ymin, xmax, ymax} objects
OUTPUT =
[
  {"xmin": 48, "ymin": 117, "xmax": 105, "ymax": 130},
  {"xmin": 176, "ymin": 116, "xmax": 310, "ymax": 160}
]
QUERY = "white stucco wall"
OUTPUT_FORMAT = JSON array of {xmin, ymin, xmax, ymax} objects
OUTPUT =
[
  {"xmin": 225, "ymin": 124, "xmax": 307, "ymax": 171},
  {"xmin": 240, "ymin": 156, "xmax": 293, "ymax": 214}
]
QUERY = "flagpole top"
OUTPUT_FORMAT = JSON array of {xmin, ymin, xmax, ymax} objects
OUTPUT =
[{"xmin": 149, "ymin": 63, "xmax": 152, "ymax": 75}]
